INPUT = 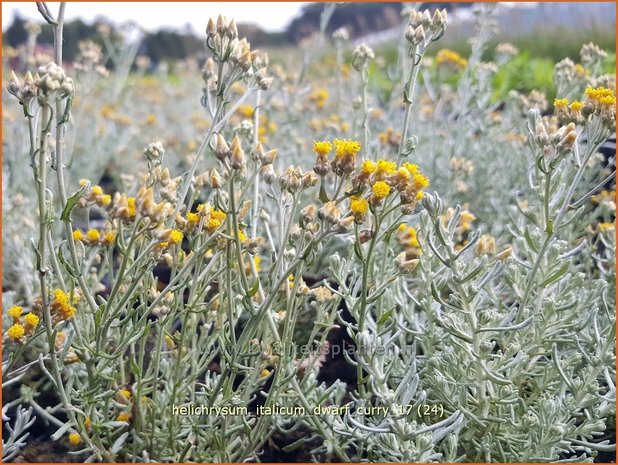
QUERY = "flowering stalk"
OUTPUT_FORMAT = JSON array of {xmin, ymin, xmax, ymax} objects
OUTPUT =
[
  {"xmin": 352, "ymin": 44, "xmax": 374, "ymax": 159},
  {"xmin": 397, "ymin": 9, "xmax": 447, "ymax": 164},
  {"xmin": 251, "ymin": 89, "xmax": 262, "ymax": 237}
]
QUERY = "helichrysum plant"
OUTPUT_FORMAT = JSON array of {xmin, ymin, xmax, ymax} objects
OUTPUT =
[{"xmin": 2, "ymin": 2, "xmax": 615, "ymax": 462}]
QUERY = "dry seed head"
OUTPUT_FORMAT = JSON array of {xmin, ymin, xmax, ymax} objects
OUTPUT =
[
  {"xmin": 21, "ymin": 71, "xmax": 36, "ymax": 102},
  {"xmin": 226, "ymin": 18, "xmax": 238, "ymax": 39},
  {"xmin": 408, "ymin": 10, "xmax": 422, "ymax": 28},
  {"xmin": 229, "ymin": 136, "xmax": 246, "ymax": 170},
  {"xmin": 255, "ymin": 67, "xmax": 273, "ymax": 90},
  {"xmin": 144, "ymin": 141, "xmax": 165, "ymax": 165},
  {"xmin": 251, "ymin": 141, "xmax": 265, "ymax": 162},
  {"xmin": 279, "ymin": 166, "xmax": 302, "ymax": 193},
  {"xmin": 534, "ymin": 121, "xmax": 549, "ymax": 146},
  {"xmin": 311, "ymin": 286, "xmax": 334, "ymax": 303},
  {"xmin": 216, "ymin": 15, "xmax": 227, "ymax": 34},
  {"xmin": 238, "ymin": 200, "xmax": 252, "ymax": 221},
  {"xmin": 395, "ymin": 252, "xmax": 419, "ymax": 273},
  {"xmin": 420, "ymin": 10, "xmax": 432, "ymax": 27},
  {"xmin": 55, "ymin": 331, "xmax": 67, "ymax": 351},
  {"xmin": 36, "ymin": 62, "xmax": 74, "ymax": 100},
  {"xmin": 261, "ymin": 148, "xmax": 278, "ymax": 165},
  {"xmin": 206, "ymin": 18, "xmax": 217, "ymax": 38},
  {"xmin": 404, "ymin": 24, "xmax": 416, "ymax": 44},
  {"xmin": 290, "ymin": 224, "xmax": 302, "ymax": 241},
  {"xmin": 358, "ymin": 228, "xmax": 373, "ymax": 244},
  {"xmin": 496, "ymin": 246, "xmax": 513, "ymax": 260},
  {"xmin": 300, "ymin": 205, "xmax": 317, "ymax": 224},
  {"xmin": 262, "ymin": 165, "xmax": 276, "ymax": 184},
  {"xmin": 413, "ymin": 25, "xmax": 426, "ymax": 45},
  {"xmin": 152, "ymin": 201, "xmax": 172, "ymax": 222},
  {"xmin": 233, "ymin": 47, "xmax": 249, "ymax": 69},
  {"xmin": 202, "ymin": 57, "xmax": 216, "ymax": 81},
  {"xmin": 352, "ymin": 44, "xmax": 375, "ymax": 71},
  {"xmin": 475, "ymin": 234, "xmax": 496, "ymax": 256},
  {"xmin": 214, "ymin": 134, "xmax": 230, "ymax": 161},
  {"xmin": 246, "ymin": 238, "xmax": 261, "ymax": 255},
  {"xmin": 338, "ymin": 215, "xmax": 355, "ymax": 231},
  {"xmin": 556, "ymin": 130, "xmax": 578, "ymax": 154},
  {"xmin": 302, "ymin": 171, "xmax": 319, "ymax": 188},
  {"xmin": 497, "ymin": 42, "xmax": 519, "ymax": 58},
  {"xmin": 255, "ymin": 67, "xmax": 267, "ymax": 79},
  {"xmin": 210, "ymin": 168, "xmax": 223, "ymax": 188},
  {"xmin": 318, "ymin": 201, "xmax": 342, "ymax": 224},
  {"xmin": 7, "ymin": 70, "xmax": 22, "ymax": 99},
  {"xmin": 284, "ymin": 248, "xmax": 296, "ymax": 261},
  {"xmin": 332, "ymin": 27, "xmax": 349, "ymax": 42},
  {"xmin": 432, "ymin": 9, "xmax": 443, "ymax": 28}
]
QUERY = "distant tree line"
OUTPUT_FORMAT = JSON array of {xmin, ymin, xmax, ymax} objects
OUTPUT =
[{"xmin": 3, "ymin": 3, "xmax": 462, "ymax": 65}]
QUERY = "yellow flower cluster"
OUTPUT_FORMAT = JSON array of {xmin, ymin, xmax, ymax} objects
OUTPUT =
[
  {"xmin": 6, "ymin": 323, "xmax": 25, "ymax": 342},
  {"xmin": 127, "ymin": 197, "xmax": 136, "ymax": 218},
  {"xmin": 24, "ymin": 313, "xmax": 40, "ymax": 328},
  {"xmin": 313, "ymin": 138, "xmax": 362, "ymax": 176},
  {"xmin": 236, "ymin": 104, "xmax": 254, "ymax": 118},
  {"xmin": 376, "ymin": 159, "xmax": 397, "ymax": 176},
  {"xmin": 170, "ymin": 229, "xmax": 183, "ymax": 244},
  {"xmin": 358, "ymin": 160, "xmax": 375, "ymax": 176},
  {"xmin": 90, "ymin": 184, "xmax": 112, "ymax": 207},
  {"xmin": 475, "ymin": 233, "xmax": 497, "ymax": 257},
  {"xmin": 591, "ymin": 189, "xmax": 615, "ymax": 205},
  {"xmin": 570, "ymin": 101, "xmax": 583, "ymax": 112},
  {"xmin": 397, "ymin": 224, "xmax": 422, "ymax": 259},
  {"xmin": 186, "ymin": 212, "xmax": 200, "ymax": 225},
  {"xmin": 257, "ymin": 114, "xmax": 278, "ymax": 144},
  {"xmin": 585, "ymin": 86, "xmax": 616, "ymax": 106},
  {"xmin": 156, "ymin": 228, "xmax": 184, "ymax": 251},
  {"xmin": 8, "ymin": 305, "xmax": 23, "ymax": 320},
  {"xmin": 110, "ymin": 193, "xmax": 137, "ymax": 221},
  {"xmin": 333, "ymin": 139, "xmax": 361, "ymax": 159},
  {"xmin": 78, "ymin": 180, "xmax": 112, "ymax": 208},
  {"xmin": 372, "ymin": 181, "xmax": 391, "ymax": 199},
  {"xmin": 50, "ymin": 289, "xmax": 78, "ymax": 322},
  {"xmin": 441, "ymin": 207, "xmax": 476, "ymax": 249},
  {"xmin": 68, "ymin": 432, "xmax": 82, "ymax": 446},
  {"xmin": 177, "ymin": 210, "xmax": 203, "ymax": 234},
  {"xmin": 350, "ymin": 196, "xmax": 369, "ymax": 215},
  {"xmin": 378, "ymin": 127, "xmax": 401, "ymax": 148},
  {"xmin": 100, "ymin": 104, "xmax": 132, "ymax": 126},
  {"xmin": 208, "ymin": 209, "xmax": 227, "ymax": 231},
  {"xmin": 309, "ymin": 87, "xmax": 329, "ymax": 109},
  {"xmin": 349, "ymin": 196, "xmax": 369, "ymax": 223},
  {"xmin": 332, "ymin": 139, "xmax": 361, "ymax": 175},
  {"xmin": 354, "ymin": 159, "xmax": 429, "ymax": 211},
  {"xmin": 597, "ymin": 222, "xmax": 615, "ymax": 234},
  {"xmin": 313, "ymin": 141, "xmax": 332, "ymax": 157},
  {"xmin": 73, "ymin": 228, "xmax": 116, "ymax": 246},
  {"xmin": 308, "ymin": 114, "xmax": 350, "ymax": 134},
  {"xmin": 117, "ymin": 411, "xmax": 132, "ymax": 422},
  {"xmin": 555, "ymin": 87, "xmax": 615, "ymax": 125},
  {"xmin": 553, "ymin": 97, "xmax": 587, "ymax": 124},
  {"xmin": 435, "ymin": 49, "xmax": 468, "ymax": 70},
  {"xmin": 5, "ymin": 307, "xmax": 38, "ymax": 342}
]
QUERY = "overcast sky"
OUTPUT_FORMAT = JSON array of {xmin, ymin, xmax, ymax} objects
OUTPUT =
[{"xmin": 2, "ymin": 2, "xmax": 309, "ymax": 33}]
